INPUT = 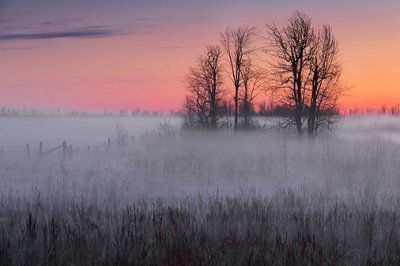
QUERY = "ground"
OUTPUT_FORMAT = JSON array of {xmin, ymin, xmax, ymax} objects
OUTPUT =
[{"xmin": 0, "ymin": 115, "xmax": 400, "ymax": 265}]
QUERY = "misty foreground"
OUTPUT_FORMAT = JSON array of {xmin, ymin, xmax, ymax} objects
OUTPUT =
[{"xmin": 1, "ymin": 116, "xmax": 400, "ymax": 265}]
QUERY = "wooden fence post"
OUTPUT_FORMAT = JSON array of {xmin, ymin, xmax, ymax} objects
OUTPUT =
[
  {"xmin": 62, "ymin": 141, "xmax": 67, "ymax": 157},
  {"xmin": 26, "ymin": 144, "xmax": 30, "ymax": 158},
  {"xmin": 39, "ymin": 141, "xmax": 43, "ymax": 157}
]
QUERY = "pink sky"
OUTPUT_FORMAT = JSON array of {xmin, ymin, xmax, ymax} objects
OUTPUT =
[{"xmin": 0, "ymin": 1, "xmax": 399, "ymax": 112}]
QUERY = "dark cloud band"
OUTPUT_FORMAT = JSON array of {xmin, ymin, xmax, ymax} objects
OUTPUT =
[{"xmin": 0, "ymin": 27, "xmax": 116, "ymax": 41}]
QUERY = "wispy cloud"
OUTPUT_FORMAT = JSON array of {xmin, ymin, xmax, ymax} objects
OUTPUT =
[
  {"xmin": 0, "ymin": 26, "xmax": 117, "ymax": 41},
  {"xmin": 1, "ymin": 46, "xmax": 35, "ymax": 50},
  {"xmin": 0, "ymin": 14, "xmax": 210, "ymax": 43}
]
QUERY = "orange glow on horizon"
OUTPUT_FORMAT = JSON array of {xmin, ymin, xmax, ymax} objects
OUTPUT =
[{"xmin": 1, "ymin": 3, "xmax": 399, "ymax": 112}]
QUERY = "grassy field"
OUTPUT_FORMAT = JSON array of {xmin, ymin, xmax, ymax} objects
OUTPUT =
[
  {"xmin": 1, "ymin": 115, "xmax": 400, "ymax": 265},
  {"xmin": 2, "ymin": 191, "xmax": 400, "ymax": 265}
]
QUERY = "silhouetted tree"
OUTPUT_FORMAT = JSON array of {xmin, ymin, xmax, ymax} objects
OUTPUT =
[
  {"xmin": 184, "ymin": 45, "xmax": 224, "ymax": 129},
  {"xmin": 307, "ymin": 25, "xmax": 343, "ymax": 136},
  {"xmin": 182, "ymin": 12, "xmax": 345, "ymax": 135},
  {"xmin": 221, "ymin": 27, "xmax": 257, "ymax": 130},
  {"xmin": 240, "ymin": 59, "xmax": 267, "ymax": 128},
  {"xmin": 258, "ymin": 101, "xmax": 268, "ymax": 116},
  {"xmin": 268, "ymin": 12, "xmax": 345, "ymax": 136},
  {"xmin": 391, "ymin": 105, "xmax": 400, "ymax": 116},
  {"xmin": 268, "ymin": 11, "xmax": 314, "ymax": 136}
]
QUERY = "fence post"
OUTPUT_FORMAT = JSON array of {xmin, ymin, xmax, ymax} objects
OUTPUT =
[
  {"xmin": 39, "ymin": 141, "xmax": 43, "ymax": 157},
  {"xmin": 69, "ymin": 145, "xmax": 72, "ymax": 156},
  {"xmin": 26, "ymin": 144, "xmax": 30, "ymax": 158},
  {"xmin": 62, "ymin": 141, "xmax": 67, "ymax": 157}
]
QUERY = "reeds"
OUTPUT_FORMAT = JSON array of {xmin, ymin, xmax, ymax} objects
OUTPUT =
[{"xmin": 1, "ymin": 191, "xmax": 400, "ymax": 265}]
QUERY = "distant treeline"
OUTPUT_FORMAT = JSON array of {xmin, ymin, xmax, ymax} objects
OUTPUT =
[
  {"xmin": 0, "ymin": 107, "xmax": 181, "ymax": 117},
  {"xmin": 0, "ymin": 104, "xmax": 399, "ymax": 118},
  {"xmin": 347, "ymin": 105, "xmax": 400, "ymax": 116}
]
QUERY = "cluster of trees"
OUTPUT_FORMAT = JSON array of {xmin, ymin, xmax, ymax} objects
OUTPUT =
[
  {"xmin": 348, "ymin": 105, "xmax": 400, "ymax": 116},
  {"xmin": 184, "ymin": 11, "xmax": 345, "ymax": 137},
  {"xmin": 0, "ymin": 107, "xmax": 42, "ymax": 116}
]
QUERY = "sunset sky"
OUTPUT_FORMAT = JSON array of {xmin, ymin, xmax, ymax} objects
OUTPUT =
[{"xmin": 1, "ymin": 0, "xmax": 399, "ymax": 112}]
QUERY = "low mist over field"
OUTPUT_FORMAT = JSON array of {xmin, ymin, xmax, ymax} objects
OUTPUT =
[
  {"xmin": 1, "ymin": 115, "xmax": 400, "ymax": 265},
  {"xmin": 1, "ymin": 115, "xmax": 400, "ymax": 203},
  {"xmin": 0, "ymin": 115, "xmax": 181, "ymax": 149}
]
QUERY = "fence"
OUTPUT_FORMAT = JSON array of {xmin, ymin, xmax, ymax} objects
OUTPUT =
[
  {"xmin": 0, "ymin": 131, "xmax": 168, "ymax": 159},
  {"xmin": 24, "ymin": 138, "xmax": 116, "ymax": 158}
]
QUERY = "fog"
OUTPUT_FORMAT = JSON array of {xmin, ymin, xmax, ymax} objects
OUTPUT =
[
  {"xmin": 2, "ymin": 115, "xmax": 400, "ymax": 264},
  {"xmin": 1, "ymin": 115, "xmax": 399, "ymax": 207},
  {"xmin": 0, "ymin": 115, "xmax": 181, "ymax": 149}
]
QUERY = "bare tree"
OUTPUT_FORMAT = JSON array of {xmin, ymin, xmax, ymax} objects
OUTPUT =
[
  {"xmin": 307, "ymin": 25, "xmax": 343, "ymax": 136},
  {"xmin": 184, "ymin": 45, "xmax": 224, "ymax": 129},
  {"xmin": 221, "ymin": 26, "xmax": 257, "ymax": 130},
  {"xmin": 240, "ymin": 59, "xmax": 267, "ymax": 128},
  {"xmin": 267, "ymin": 11, "xmax": 314, "ymax": 136}
]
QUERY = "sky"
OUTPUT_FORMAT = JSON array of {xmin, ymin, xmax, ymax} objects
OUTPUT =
[{"xmin": 0, "ymin": 0, "xmax": 399, "ymax": 112}]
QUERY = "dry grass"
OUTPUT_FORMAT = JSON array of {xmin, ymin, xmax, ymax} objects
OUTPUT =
[{"xmin": 1, "ymin": 190, "xmax": 400, "ymax": 265}]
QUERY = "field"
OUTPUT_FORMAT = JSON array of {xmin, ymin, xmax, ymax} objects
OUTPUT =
[{"xmin": 1, "ymin": 115, "xmax": 400, "ymax": 265}]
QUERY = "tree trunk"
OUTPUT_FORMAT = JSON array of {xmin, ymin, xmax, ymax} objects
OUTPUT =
[
  {"xmin": 295, "ymin": 77, "xmax": 303, "ymax": 136},
  {"xmin": 243, "ymin": 81, "xmax": 249, "ymax": 128},
  {"xmin": 234, "ymin": 82, "xmax": 239, "ymax": 130},
  {"xmin": 308, "ymin": 69, "xmax": 319, "ymax": 137},
  {"xmin": 210, "ymin": 90, "xmax": 217, "ymax": 129},
  {"xmin": 295, "ymin": 106, "xmax": 303, "ymax": 136},
  {"xmin": 307, "ymin": 105, "xmax": 316, "ymax": 137}
]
